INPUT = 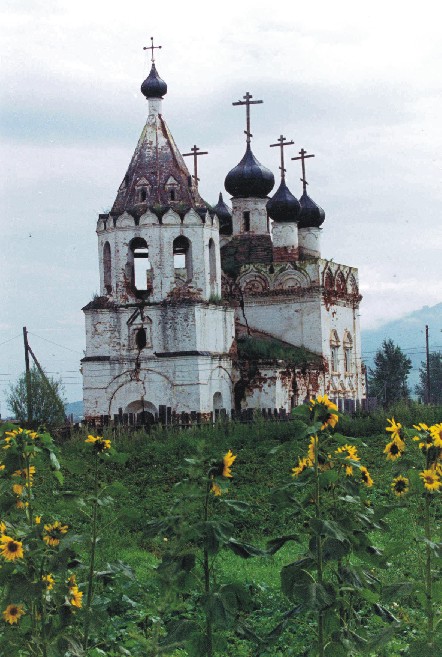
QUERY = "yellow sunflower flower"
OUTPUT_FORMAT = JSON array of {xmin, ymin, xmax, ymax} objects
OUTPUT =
[
  {"xmin": 69, "ymin": 586, "xmax": 83, "ymax": 608},
  {"xmin": 85, "ymin": 435, "xmax": 111, "ymax": 452},
  {"xmin": 12, "ymin": 483, "xmax": 24, "ymax": 496},
  {"xmin": 13, "ymin": 466, "xmax": 36, "ymax": 481},
  {"xmin": 2, "ymin": 604, "xmax": 25, "ymax": 625},
  {"xmin": 419, "ymin": 469, "xmax": 441, "ymax": 492},
  {"xmin": 391, "ymin": 475, "xmax": 409, "ymax": 497},
  {"xmin": 335, "ymin": 444, "xmax": 360, "ymax": 459},
  {"xmin": 310, "ymin": 395, "xmax": 339, "ymax": 430},
  {"xmin": 222, "ymin": 450, "xmax": 237, "ymax": 478},
  {"xmin": 384, "ymin": 439, "xmax": 404, "ymax": 461},
  {"xmin": 429, "ymin": 423, "xmax": 442, "ymax": 448},
  {"xmin": 42, "ymin": 521, "xmax": 69, "ymax": 547},
  {"xmin": 67, "ymin": 573, "xmax": 77, "ymax": 587},
  {"xmin": 0, "ymin": 536, "xmax": 24, "ymax": 561},
  {"xmin": 386, "ymin": 417, "xmax": 402, "ymax": 435},
  {"xmin": 360, "ymin": 466, "xmax": 373, "ymax": 487},
  {"xmin": 35, "ymin": 516, "xmax": 41, "ymax": 525},
  {"xmin": 210, "ymin": 481, "xmax": 222, "ymax": 496},
  {"xmin": 42, "ymin": 574, "xmax": 55, "ymax": 590},
  {"xmin": 0, "ymin": 521, "xmax": 6, "ymax": 534},
  {"xmin": 292, "ymin": 456, "xmax": 312, "ymax": 477}
]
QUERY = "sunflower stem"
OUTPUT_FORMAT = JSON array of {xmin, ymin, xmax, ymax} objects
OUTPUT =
[
  {"xmin": 424, "ymin": 495, "xmax": 434, "ymax": 653},
  {"xmin": 203, "ymin": 475, "xmax": 213, "ymax": 657},
  {"xmin": 313, "ymin": 435, "xmax": 325, "ymax": 657},
  {"xmin": 84, "ymin": 452, "xmax": 99, "ymax": 652}
]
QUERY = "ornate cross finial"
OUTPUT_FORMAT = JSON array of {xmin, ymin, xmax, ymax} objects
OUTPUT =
[
  {"xmin": 270, "ymin": 135, "xmax": 295, "ymax": 180},
  {"xmin": 182, "ymin": 145, "xmax": 209, "ymax": 188},
  {"xmin": 143, "ymin": 36, "xmax": 162, "ymax": 63},
  {"xmin": 232, "ymin": 92, "xmax": 263, "ymax": 144},
  {"xmin": 292, "ymin": 147, "xmax": 315, "ymax": 193}
]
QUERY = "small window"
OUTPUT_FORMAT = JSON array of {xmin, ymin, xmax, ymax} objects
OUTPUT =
[
  {"xmin": 173, "ymin": 236, "xmax": 192, "ymax": 281},
  {"xmin": 243, "ymin": 211, "xmax": 250, "ymax": 232},
  {"xmin": 103, "ymin": 241, "xmax": 112, "ymax": 294},
  {"xmin": 135, "ymin": 327, "xmax": 147, "ymax": 350},
  {"xmin": 140, "ymin": 188, "xmax": 147, "ymax": 202},
  {"xmin": 170, "ymin": 189, "xmax": 176, "ymax": 201}
]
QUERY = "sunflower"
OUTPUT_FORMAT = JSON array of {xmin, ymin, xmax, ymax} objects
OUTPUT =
[
  {"xmin": 85, "ymin": 435, "xmax": 111, "ymax": 452},
  {"xmin": 222, "ymin": 450, "xmax": 236, "ymax": 478},
  {"xmin": 307, "ymin": 436, "xmax": 318, "ymax": 463},
  {"xmin": 42, "ymin": 574, "xmax": 55, "ymax": 590},
  {"xmin": 292, "ymin": 456, "xmax": 312, "ymax": 477},
  {"xmin": 0, "ymin": 536, "xmax": 24, "ymax": 561},
  {"xmin": 360, "ymin": 466, "xmax": 373, "ymax": 487},
  {"xmin": 67, "ymin": 573, "xmax": 77, "ymax": 587},
  {"xmin": 391, "ymin": 475, "xmax": 409, "ymax": 497},
  {"xmin": 386, "ymin": 417, "xmax": 402, "ymax": 435},
  {"xmin": 419, "ymin": 469, "xmax": 441, "ymax": 492},
  {"xmin": 2, "ymin": 604, "xmax": 25, "ymax": 625},
  {"xmin": 69, "ymin": 586, "xmax": 83, "ymax": 608},
  {"xmin": 429, "ymin": 423, "xmax": 442, "ymax": 448},
  {"xmin": 0, "ymin": 521, "xmax": 6, "ymax": 534},
  {"xmin": 210, "ymin": 481, "xmax": 222, "ymax": 496},
  {"xmin": 13, "ymin": 466, "xmax": 36, "ymax": 481},
  {"xmin": 384, "ymin": 439, "xmax": 404, "ymax": 461},
  {"xmin": 12, "ymin": 483, "xmax": 24, "ymax": 496},
  {"xmin": 310, "ymin": 395, "xmax": 339, "ymax": 430},
  {"xmin": 42, "ymin": 521, "xmax": 68, "ymax": 547},
  {"xmin": 335, "ymin": 444, "xmax": 360, "ymax": 461}
]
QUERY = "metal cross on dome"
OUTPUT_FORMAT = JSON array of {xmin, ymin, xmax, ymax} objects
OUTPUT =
[
  {"xmin": 232, "ymin": 92, "xmax": 263, "ymax": 144},
  {"xmin": 182, "ymin": 145, "xmax": 208, "ymax": 188},
  {"xmin": 270, "ymin": 135, "xmax": 295, "ymax": 181},
  {"xmin": 292, "ymin": 147, "xmax": 315, "ymax": 193},
  {"xmin": 143, "ymin": 36, "xmax": 162, "ymax": 63}
]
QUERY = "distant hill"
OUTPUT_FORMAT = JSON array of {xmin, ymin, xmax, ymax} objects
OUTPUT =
[
  {"xmin": 361, "ymin": 302, "xmax": 442, "ymax": 396},
  {"xmin": 65, "ymin": 400, "xmax": 84, "ymax": 421}
]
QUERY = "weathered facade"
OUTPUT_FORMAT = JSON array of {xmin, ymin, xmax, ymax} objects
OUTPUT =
[{"xmin": 82, "ymin": 57, "xmax": 365, "ymax": 423}]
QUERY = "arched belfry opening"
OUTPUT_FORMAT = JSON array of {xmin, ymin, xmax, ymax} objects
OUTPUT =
[
  {"xmin": 129, "ymin": 237, "xmax": 152, "ymax": 292},
  {"xmin": 135, "ymin": 327, "xmax": 147, "ymax": 350},
  {"xmin": 208, "ymin": 238, "xmax": 216, "ymax": 295},
  {"xmin": 103, "ymin": 241, "xmax": 112, "ymax": 293},
  {"xmin": 173, "ymin": 236, "xmax": 192, "ymax": 282}
]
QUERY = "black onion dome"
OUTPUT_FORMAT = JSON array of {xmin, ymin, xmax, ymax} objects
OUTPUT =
[
  {"xmin": 225, "ymin": 144, "xmax": 275, "ymax": 198},
  {"xmin": 141, "ymin": 63, "xmax": 168, "ymax": 99},
  {"xmin": 213, "ymin": 192, "xmax": 233, "ymax": 235},
  {"xmin": 266, "ymin": 180, "xmax": 301, "ymax": 223},
  {"xmin": 298, "ymin": 191, "xmax": 325, "ymax": 228}
]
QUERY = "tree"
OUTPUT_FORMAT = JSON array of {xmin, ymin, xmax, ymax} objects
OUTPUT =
[
  {"xmin": 416, "ymin": 351, "xmax": 442, "ymax": 404},
  {"xmin": 368, "ymin": 339, "xmax": 412, "ymax": 407},
  {"xmin": 7, "ymin": 366, "xmax": 66, "ymax": 428}
]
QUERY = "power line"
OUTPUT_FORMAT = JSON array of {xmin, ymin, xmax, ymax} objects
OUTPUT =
[
  {"xmin": 27, "ymin": 332, "xmax": 83, "ymax": 355},
  {"xmin": 0, "ymin": 335, "xmax": 22, "ymax": 348}
]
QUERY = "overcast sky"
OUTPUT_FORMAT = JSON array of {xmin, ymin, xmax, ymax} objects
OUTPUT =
[{"xmin": 1, "ymin": 0, "xmax": 441, "ymax": 411}]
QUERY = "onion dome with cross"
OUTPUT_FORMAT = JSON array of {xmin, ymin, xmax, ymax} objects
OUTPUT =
[
  {"xmin": 224, "ymin": 92, "xmax": 274, "ymax": 199},
  {"xmin": 266, "ymin": 135, "xmax": 300, "ymax": 223},
  {"xmin": 291, "ymin": 147, "xmax": 325, "ymax": 228}
]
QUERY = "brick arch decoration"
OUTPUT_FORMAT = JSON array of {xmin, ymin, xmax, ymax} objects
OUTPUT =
[
  {"xmin": 238, "ymin": 271, "xmax": 271, "ymax": 295},
  {"xmin": 273, "ymin": 270, "xmax": 310, "ymax": 291},
  {"xmin": 348, "ymin": 274, "xmax": 359, "ymax": 295},
  {"xmin": 336, "ymin": 271, "xmax": 346, "ymax": 293},
  {"xmin": 323, "ymin": 268, "xmax": 334, "ymax": 290}
]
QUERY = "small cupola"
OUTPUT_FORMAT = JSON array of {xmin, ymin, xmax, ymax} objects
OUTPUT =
[
  {"xmin": 266, "ymin": 179, "xmax": 300, "ymax": 223},
  {"xmin": 213, "ymin": 192, "xmax": 233, "ymax": 235},
  {"xmin": 225, "ymin": 144, "xmax": 274, "ymax": 198},
  {"xmin": 141, "ymin": 62, "xmax": 168, "ymax": 99},
  {"xmin": 298, "ymin": 192, "xmax": 325, "ymax": 228}
]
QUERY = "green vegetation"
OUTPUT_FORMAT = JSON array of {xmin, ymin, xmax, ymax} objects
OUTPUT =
[
  {"xmin": 0, "ymin": 403, "xmax": 441, "ymax": 656},
  {"xmin": 7, "ymin": 367, "xmax": 66, "ymax": 429},
  {"xmin": 368, "ymin": 339, "xmax": 412, "ymax": 406},
  {"xmin": 237, "ymin": 335, "xmax": 322, "ymax": 366}
]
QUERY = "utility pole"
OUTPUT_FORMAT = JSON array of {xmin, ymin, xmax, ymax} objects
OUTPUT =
[
  {"xmin": 23, "ymin": 326, "xmax": 32, "ymax": 425},
  {"xmin": 425, "ymin": 324, "xmax": 431, "ymax": 404}
]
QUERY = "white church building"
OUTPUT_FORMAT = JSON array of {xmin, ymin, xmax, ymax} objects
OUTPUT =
[{"xmin": 82, "ymin": 53, "xmax": 365, "ymax": 425}]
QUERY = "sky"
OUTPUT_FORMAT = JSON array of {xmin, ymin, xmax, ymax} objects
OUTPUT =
[{"xmin": 1, "ymin": 0, "xmax": 441, "ymax": 411}]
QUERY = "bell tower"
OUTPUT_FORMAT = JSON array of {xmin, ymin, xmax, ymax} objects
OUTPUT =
[{"xmin": 82, "ymin": 42, "xmax": 234, "ymax": 422}]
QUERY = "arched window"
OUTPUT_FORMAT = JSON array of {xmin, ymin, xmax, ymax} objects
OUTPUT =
[
  {"xmin": 173, "ymin": 236, "xmax": 192, "ymax": 282},
  {"xmin": 103, "ymin": 241, "xmax": 112, "ymax": 293},
  {"xmin": 129, "ymin": 237, "xmax": 152, "ymax": 292},
  {"xmin": 324, "ymin": 269, "xmax": 334, "ymax": 290},
  {"xmin": 208, "ymin": 238, "xmax": 216, "ymax": 294},
  {"xmin": 336, "ymin": 271, "xmax": 346, "ymax": 293},
  {"xmin": 330, "ymin": 330, "xmax": 340, "ymax": 373},
  {"xmin": 343, "ymin": 331, "xmax": 353, "ymax": 373},
  {"xmin": 243, "ymin": 211, "xmax": 250, "ymax": 232},
  {"xmin": 348, "ymin": 274, "xmax": 358, "ymax": 295}
]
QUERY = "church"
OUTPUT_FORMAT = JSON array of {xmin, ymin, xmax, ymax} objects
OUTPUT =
[{"xmin": 81, "ymin": 47, "xmax": 366, "ymax": 424}]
